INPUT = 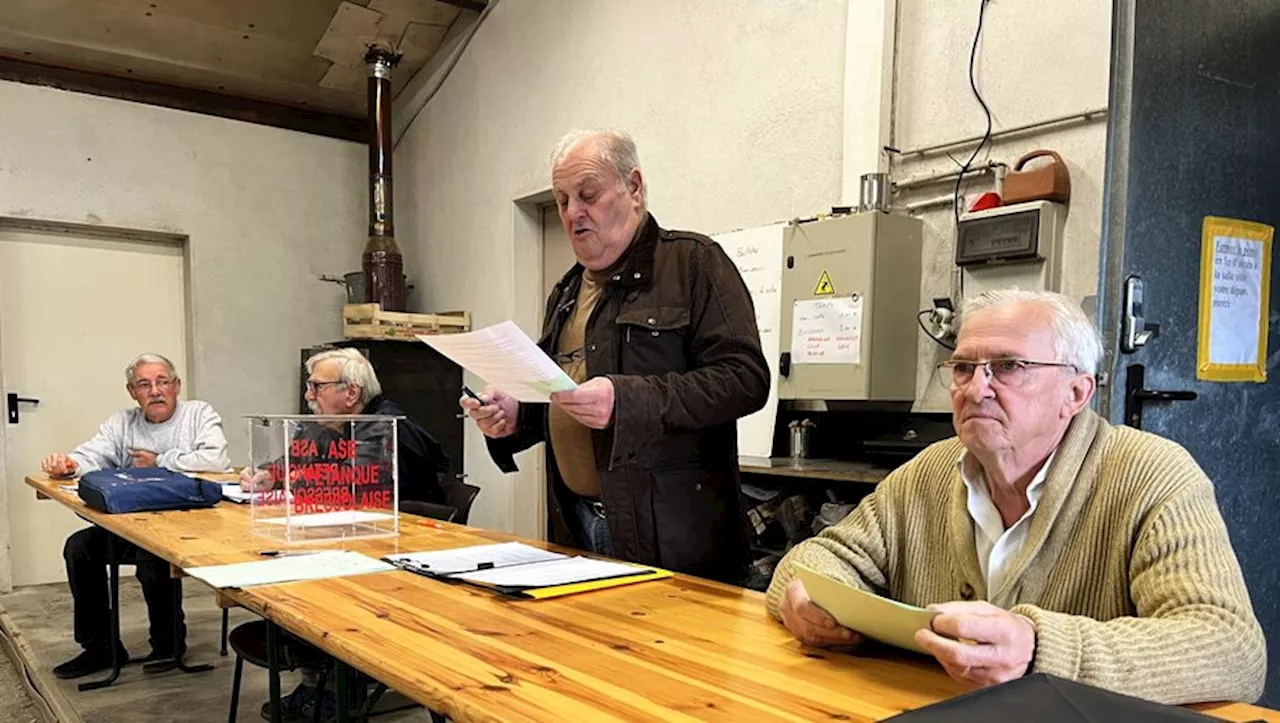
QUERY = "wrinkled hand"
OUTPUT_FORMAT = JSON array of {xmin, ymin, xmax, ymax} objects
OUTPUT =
[
  {"xmin": 239, "ymin": 468, "xmax": 272, "ymax": 492},
  {"xmin": 914, "ymin": 601, "xmax": 1036, "ymax": 689},
  {"xmin": 779, "ymin": 579, "xmax": 862, "ymax": 647},
  {"xmin": 550, "ymin": 377, "xmax": 615, "ymax": 430},
  {"xmin": 129, "ymin": 448, "xmax": 158, "ymax": 468},
  {"xmin": 41, "ymin": 452, "xmax": 78, "ymax": 478},
  {"xmin": 459, "ymin": 386, "xmax": 519, "ymax": 439}
]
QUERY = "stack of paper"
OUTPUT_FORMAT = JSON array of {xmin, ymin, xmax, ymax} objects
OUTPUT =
[
  {"xmin": 417, "ymin": 321, "xmax": 576, "ymax": 402},
  {"xmin": 185, "ymin": 550, "xmax": 393, "ymax": 589},
  {"xmin": 384, "ymin": 541, "xmax": 672, "ymax": 598},
  {"xmin": 385, "ymin": 541, "xmax": 565, "ymax": 575}
]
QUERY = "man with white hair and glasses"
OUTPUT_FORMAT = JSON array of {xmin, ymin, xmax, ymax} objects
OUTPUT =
[
  {"xmin": 41, "ymin": 352, "xmax": 231, "ymax": 679},
  {"xmin": 768, "ymin": 289, "xmax": 1265, "ymax": 705}
]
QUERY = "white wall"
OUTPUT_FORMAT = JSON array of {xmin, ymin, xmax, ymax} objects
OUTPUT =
[
  {"xmin": 0, "ymin": 80, "xmax": 367, "ymax": 460},
  {"xmin": 394, "ymin": 0, "xmax": 848, "ymax": 531},
  {"xmin": 892, "ymin": 0, "xmax": 1112, "ymax": 411},
  {"xmin": 394, "ymin": 0, "xmax": 1114, "ymax": 531}
]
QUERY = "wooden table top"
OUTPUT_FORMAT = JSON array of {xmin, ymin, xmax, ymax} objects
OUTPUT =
[{"xmin": 26, "ymin": 474, "xmax": 1279, "ymax": 722}]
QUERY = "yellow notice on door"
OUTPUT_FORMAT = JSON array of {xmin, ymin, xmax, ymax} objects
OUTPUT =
[
  {"xmin": 814, "ymin": 270, "xmax": 835, "ymax": 296},
  {"xmin": 1197, "ymin": 216, "xmax": 1273, "ymax": 382}
]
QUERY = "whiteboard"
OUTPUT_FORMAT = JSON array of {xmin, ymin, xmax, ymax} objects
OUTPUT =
[{"xmin": 712, "ymin": 224, "xmax": 785, "ymax": 460}]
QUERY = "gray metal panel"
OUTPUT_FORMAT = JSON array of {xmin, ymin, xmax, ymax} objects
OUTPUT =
[
  {"xmin": 779, "ymin": 213, "xmax": 922, "ymax": 401},
  {"xmin": 1099, "ymin": 0, "xmax": 1280, "ymax": 703},
  {"xmin": 870, "ymin": 213, "xmax": 923, "ymax": 399}
]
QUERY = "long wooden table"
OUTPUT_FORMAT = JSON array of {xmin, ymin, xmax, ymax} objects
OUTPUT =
[{"xmin": 26, "ymin": 474, "xmax": 1279, "ymax": 722}]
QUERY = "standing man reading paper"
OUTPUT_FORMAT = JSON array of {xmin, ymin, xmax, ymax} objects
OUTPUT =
[{"xmin": 460, "ymin": 129, "xmax": 769, "ymax": 584}]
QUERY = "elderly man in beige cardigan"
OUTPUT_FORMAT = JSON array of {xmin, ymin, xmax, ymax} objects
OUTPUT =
[{"xmin": 768, "ymin": 289, "xmax": 1265, "ymax": 705}]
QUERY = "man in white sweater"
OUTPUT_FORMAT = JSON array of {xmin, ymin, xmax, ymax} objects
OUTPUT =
[{"xmin": 40, "ymin": 353, "xmax": 231, "ymax": 679}]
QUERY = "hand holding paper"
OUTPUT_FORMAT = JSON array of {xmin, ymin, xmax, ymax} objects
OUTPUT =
[
  {"xmin": 550, "ymin": 377, "xmax": 615, "ymax": 429},
  {"xmin": 914, "ymin": 600, "xmax": 1036, "ymax": 689},
  {"xmin": 459, "ymin": 385, "xmax": 519, "ymax": 439},
  {"xmin": 780, "ymin": 578, "xmax": 862, "ymax": 648},
  {"xmin": 791, "ymin": 564, "xmax": 937, "ymax": 654}
]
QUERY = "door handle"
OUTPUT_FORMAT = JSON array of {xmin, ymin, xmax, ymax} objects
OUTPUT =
[
  {"xmin": 1124, "ymin": 365, "xmax": 1196, "ymax": 429},
  {"xmin": 7, "ymin": 392, "xmax": 40, "ymax": 424}
]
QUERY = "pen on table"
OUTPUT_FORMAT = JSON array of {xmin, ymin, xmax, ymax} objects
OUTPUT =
[
  {"xmin": 419, "ymin": 519, "xmax": 446, "ymax": 529},
  {"xmin": 257, "ymin": 550, "xmax": 324, "ymax": 558}
]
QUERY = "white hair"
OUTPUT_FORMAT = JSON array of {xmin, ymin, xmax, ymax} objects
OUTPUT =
[
  {"xmin": 550, "ymin": 128, "xmax": 645, "ymax": 204},
  {"xmin": 960, "ymin": 289, "xmax": 1105, "ymax": 375},
  {"xmin": 305, "ymin": 348, "xmax": 381, "ymax": 405},
  {"xmin": 125, "ymin": 353, "xmax": 178, "ymax": 384}
]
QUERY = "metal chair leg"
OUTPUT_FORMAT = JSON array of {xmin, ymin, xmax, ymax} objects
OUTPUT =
[
  {"xmin": 227, "ymin": 655, "xmax": 244, "ymax": 723},
  {"xmin": 220, "ymin": 608, "xmax": 230, "ymax": 656},
  {"xmin": 310, "ymin": 660, "xmax": 331, "ymax": 723},
  {"xmin": 267, "ymin": 622, "xmax": 282, "ymax": 723}
]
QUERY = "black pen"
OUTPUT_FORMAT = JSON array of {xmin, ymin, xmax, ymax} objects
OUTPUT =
[{"xmin": 462, "ymin": 386, "xmax": 485, "ymax": 404}]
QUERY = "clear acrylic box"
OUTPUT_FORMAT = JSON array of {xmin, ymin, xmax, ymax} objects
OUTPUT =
[{"xmin": 245, "ymin": 414, "xmax": 400, "ymax": 544}]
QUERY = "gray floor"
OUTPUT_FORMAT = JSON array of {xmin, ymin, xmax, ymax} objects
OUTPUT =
[
  {"xmin": 0, "ymin": 577, "xmax": 430, "ymax": 723},
  {"xmin": 0, "ymin": 642, "xmax": 40, "ymax": 723}
]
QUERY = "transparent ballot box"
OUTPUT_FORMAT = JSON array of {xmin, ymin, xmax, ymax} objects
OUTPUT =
[{"xmin": 245, "ymin": 414, "xmax": 400, "ymax": 543}]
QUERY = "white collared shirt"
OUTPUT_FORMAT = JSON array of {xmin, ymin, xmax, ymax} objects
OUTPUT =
[{"xmin": 957, "ymin": 450, "xmax": 1056, "ymax": 596}]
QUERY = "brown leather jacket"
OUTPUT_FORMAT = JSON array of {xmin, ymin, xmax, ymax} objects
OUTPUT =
[{"xmin": 487, "ymin": 214, "xmax": 769, "ymax": 584}]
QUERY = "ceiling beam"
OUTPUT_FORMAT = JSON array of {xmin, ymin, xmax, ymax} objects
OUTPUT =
[
  {"xmin": 434, "ymin": 0, "xmax": 487, "ymax": 14},
  {"xmin": 0, "ymin": 55, "xmax": 367, "ymax": 143}
]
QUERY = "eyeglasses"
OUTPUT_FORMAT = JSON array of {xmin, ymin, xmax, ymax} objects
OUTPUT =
[
  {"xmin": 131, "ymin": 378, "xmax": 177, "ymax": 393},
  {"xmin": 937, "ymin": 359, "xmax": 1078, "ymax": 389},
  {"xmin": 305, "ymin": 379, "xmax": 346, "ymax": 393}
]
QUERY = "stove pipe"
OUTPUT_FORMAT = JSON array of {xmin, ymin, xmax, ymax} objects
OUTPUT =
[{"xmin": 362, "ymin": 48, "xmax": 406, "ymax": 311}]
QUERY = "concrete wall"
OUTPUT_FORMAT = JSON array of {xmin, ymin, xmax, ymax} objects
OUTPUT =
[
  {"xmin": 0, "ymin": 80, "xmax": 367, "ymax": 460},
  {"xmin": 394, "ymin": 0, "xmax": 849, "ymax": 532}
]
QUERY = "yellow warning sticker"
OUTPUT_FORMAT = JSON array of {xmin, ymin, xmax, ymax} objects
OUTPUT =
[{"xmin": 814, "ymin": 270, "xmax": 836, "ymax": 296}]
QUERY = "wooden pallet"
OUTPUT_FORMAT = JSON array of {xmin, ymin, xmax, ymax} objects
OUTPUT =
[{"xmin": 343, "ymin": 304, "xmax": 471, "ymax": 341}]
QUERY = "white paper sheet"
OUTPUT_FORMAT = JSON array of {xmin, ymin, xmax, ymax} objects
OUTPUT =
[
  {"xmin": 220, "ymin": 483, "xmax": 269, "ymax": 504},
  {"xmin": 790, "ymin": 295, "xmax": 864, "ymax": 365},
  {"xmin": 1207, "ymin": 234, "xmax": 1265, "ymax": 365},
  {"xmin": 714, "ymin": 224, "xmax": 785, "ymax": 459},
  {"xmin": 418, "ymin": 321, "xmax": 577, "ymax": 402},
  {"xmin": 259, "ymin": 510, "xmax": 395, "ymax": 527},
  {"xmin": 455, "ymin": 556, "xmax": 651, "ymax": 588},
  {"xmin": 185, "ymin": 550, "xmax": 394, "ymax": 589},
  {"xmin": 793, "ymin": 564, "xmax": 937, "ymax": 654},
  {"xmin": 384, "ymin": 541, "xmax": 565, "ymax": 576}
]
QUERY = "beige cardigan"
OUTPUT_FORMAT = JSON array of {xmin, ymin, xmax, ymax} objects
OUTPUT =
[{"xmin": 766, "ymin": 410, "xmax": 1266, "ymax": 704}]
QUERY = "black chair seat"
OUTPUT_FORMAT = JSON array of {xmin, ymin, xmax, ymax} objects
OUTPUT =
[{"xmin": 228, "ymin": 620, "xmax": 327, "ymax": 671}]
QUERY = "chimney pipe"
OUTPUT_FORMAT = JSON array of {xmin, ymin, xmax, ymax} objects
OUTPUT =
[{"xmin": 362, "ymin": 48, "xmax": 406, "ymax": 311}]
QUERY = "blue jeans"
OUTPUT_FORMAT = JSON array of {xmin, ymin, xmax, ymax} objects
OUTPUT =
[{"xmin": 574, "ymin": 498, "xmax": 614, "ymax": 557}]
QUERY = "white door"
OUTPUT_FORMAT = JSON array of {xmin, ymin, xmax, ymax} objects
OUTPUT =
[
  {"xmin": 507, "ymin": 204, "xmax": 574, "ymax": 541},
  {"xmin": 0, "ymin": 228, "xmax": 187, "ymax": 590}
]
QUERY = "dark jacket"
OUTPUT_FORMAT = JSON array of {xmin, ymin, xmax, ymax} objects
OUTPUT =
[
  {"xmin": 361, "ymin": 395, "xmax": 450, "ymax": 505},
  {"xmin": 487, "ymin": 214, "xmax": 769, "ymax": 584}
]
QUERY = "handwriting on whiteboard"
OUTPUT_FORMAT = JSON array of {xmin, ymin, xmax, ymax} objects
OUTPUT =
[
  {"xmin": 714, "ymin": 225, "xmax": 785, "ymax": 458},
  {"xmin": 791, "ymin": 295, "xmax": 863, "ymax": 365}
]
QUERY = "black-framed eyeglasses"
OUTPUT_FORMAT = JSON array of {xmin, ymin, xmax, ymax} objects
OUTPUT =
[
  {"xmin": 936, "ymin": 358, "xmax": 1078, "ymax": 389},
  {"xmin": 552, "ymin": 347, "xmax": 585, "ymax": 366},
  {"xmin": 305, "ymin": 379, "xmax": 346, "ymax": 393},
  {"xmin": 131, "ymin": 377, "xmax": 177, "ymax": 393}
]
